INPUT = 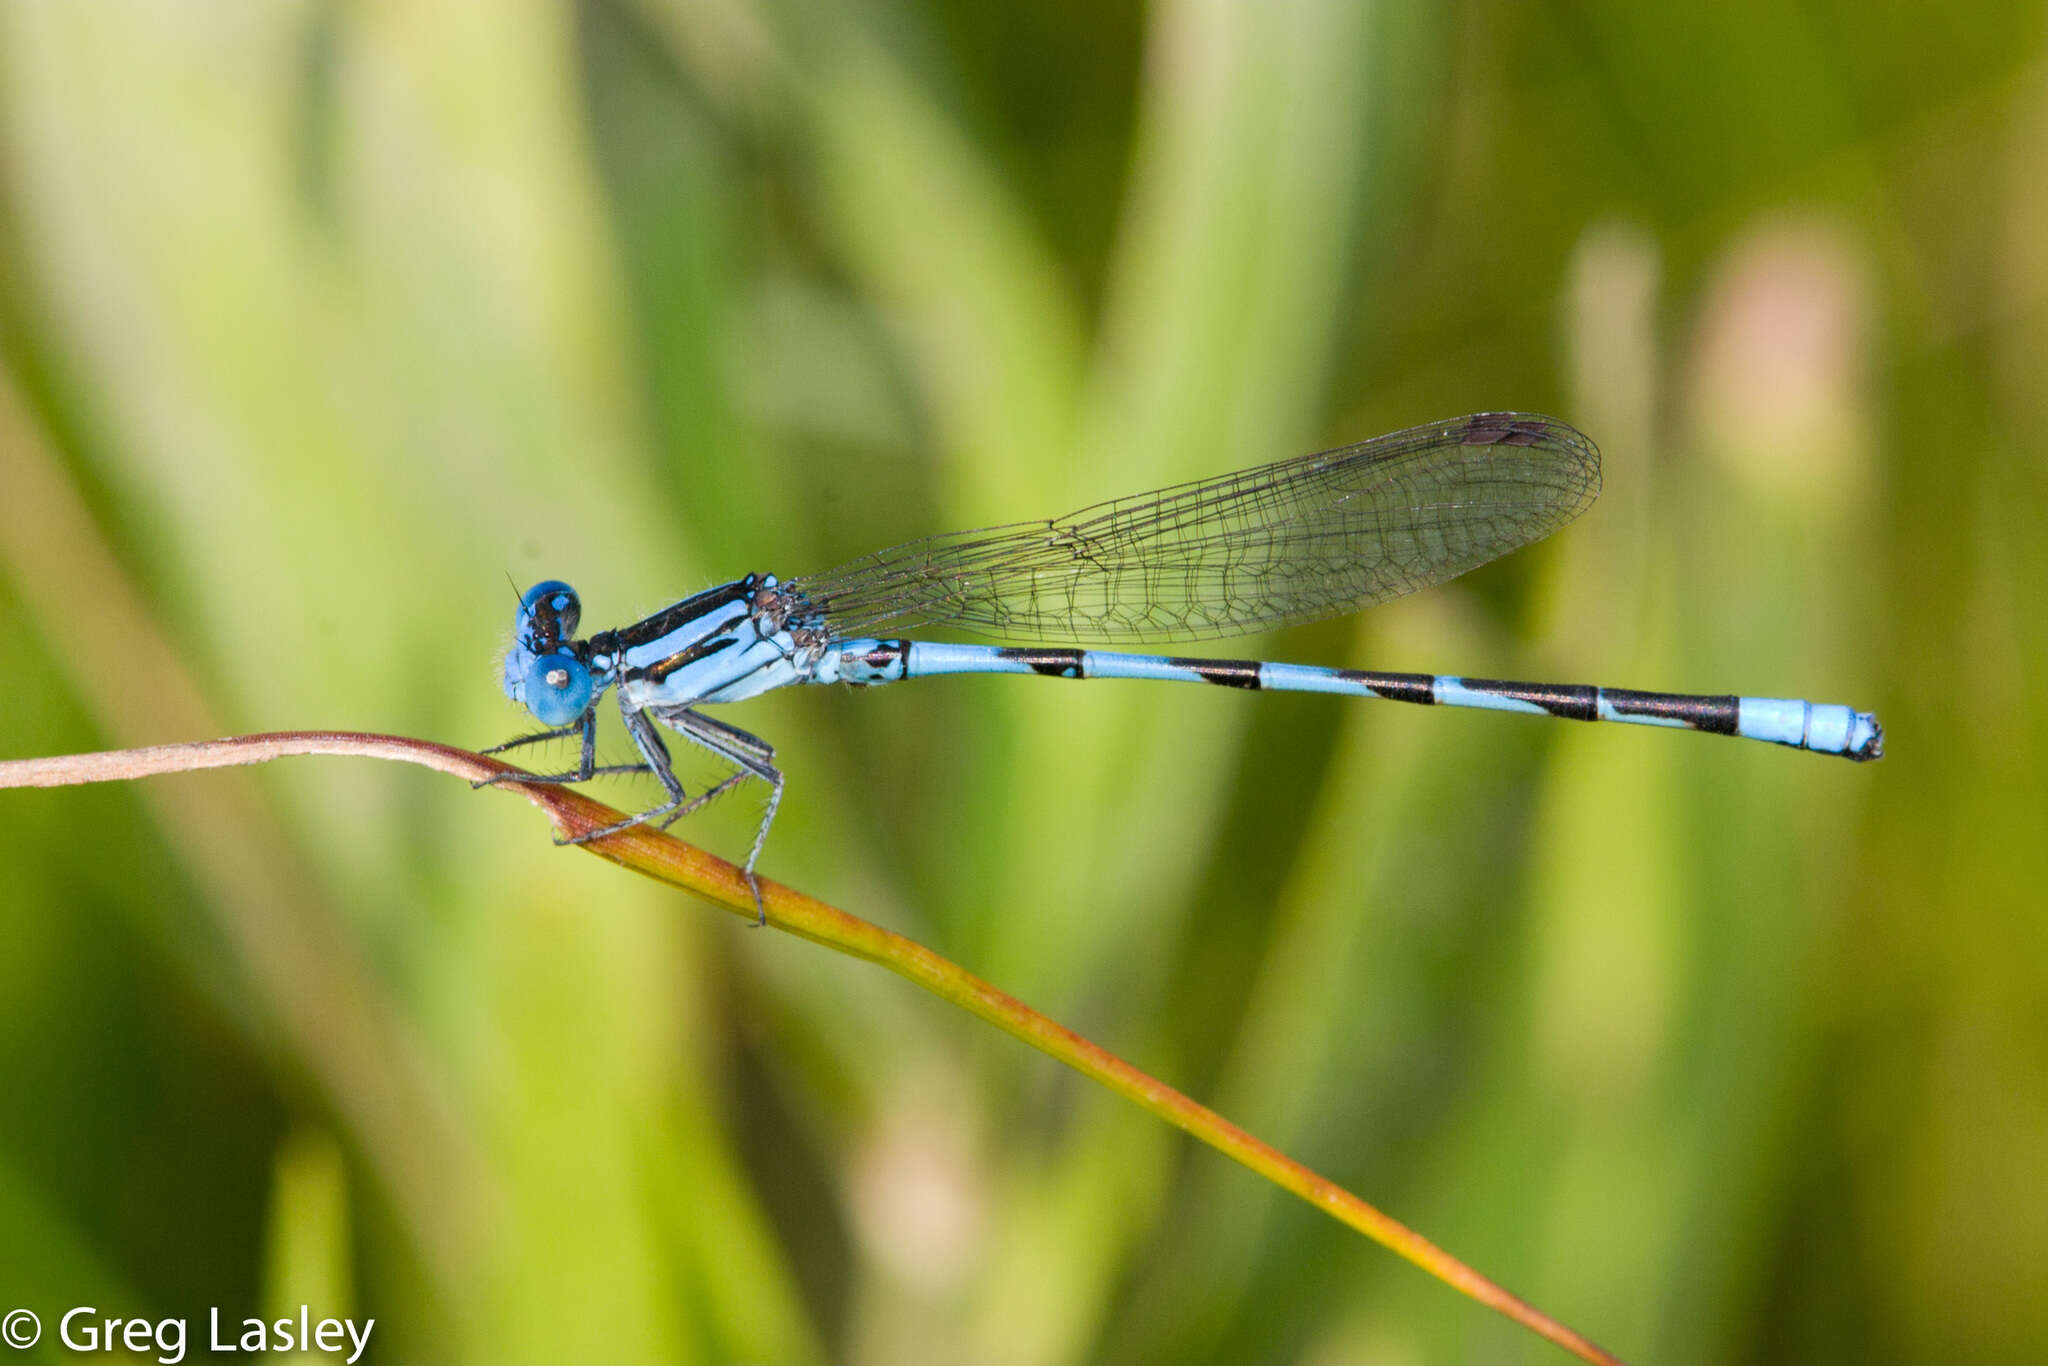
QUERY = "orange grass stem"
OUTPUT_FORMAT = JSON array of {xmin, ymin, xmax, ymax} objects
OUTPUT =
[{"xmin": 0, "ymin": 731, "xmax": 1627, "ymax": 1366}]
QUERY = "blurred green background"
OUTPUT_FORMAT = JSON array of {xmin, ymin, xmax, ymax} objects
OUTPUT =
[{"xmin": 1, "ymin": 2, "xmax": 2043, "ymax": 1362}]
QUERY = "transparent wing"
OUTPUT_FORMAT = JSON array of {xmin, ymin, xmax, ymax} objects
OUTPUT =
[{"xmin": 787, "ymin": 413, "xmax": 1600, "ymax": 645}]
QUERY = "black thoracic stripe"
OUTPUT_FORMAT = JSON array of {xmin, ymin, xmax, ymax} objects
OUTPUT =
[
  {"xmin": 1337, "ymin": 670, "xmax": 1437, "ymax": 705},
  {"xmin": 615, "ymin": 578, "xmax": 756, "ymax": 648},
  {"xmin": 1603, "ymin": 688, "xmax": 1741, "ymax": 735},
  {"xmin": 995, "ymin": 646, "xmax": 1084, "ymax": 678},
  {"xmin": 1169, "ymin": 656, "xmax": 1262, "ymax": 689},
  {"xmin": 641, "ymin": 632, "xmax": 739, "ymax": 684},
  {"xmin": 1459, "ymin": 414, "xmax": 1548, "ymax": 447},
  {"xmin": 1459, "ymin": 678, "xmax": 1600, "ymax": 722}
]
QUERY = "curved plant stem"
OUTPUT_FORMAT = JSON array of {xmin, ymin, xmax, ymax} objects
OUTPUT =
[{"xmin": 0, "ymin": 731, "xmax": 1628, "ymax": 1366}]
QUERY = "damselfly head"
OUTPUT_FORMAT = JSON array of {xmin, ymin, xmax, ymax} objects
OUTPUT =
[
  {"xmin": 516, "ymin": 580, "xmax": 582, "ymax": 651},
  {"xmin": 501, "ymin": 580, "xmax": 595, "ymax": 723}
]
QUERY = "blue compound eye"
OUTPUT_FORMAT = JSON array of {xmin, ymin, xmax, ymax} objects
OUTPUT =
[
  {"xmin": 517, "ymin": 580, "xmax": 581, "ymax": 651},
  {"xmin": 523, "ymin": 651, "xmax": 594, "ymax": 726}
]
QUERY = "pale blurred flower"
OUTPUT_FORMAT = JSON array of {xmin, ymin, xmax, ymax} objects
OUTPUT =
[
  {"xmin": 846, "ymin": 1078, "xmax": 988, "ymax": 1292},
  {"xmin": 1688, "ymin": 218, "xmax": 1874, "ymax": 502}
]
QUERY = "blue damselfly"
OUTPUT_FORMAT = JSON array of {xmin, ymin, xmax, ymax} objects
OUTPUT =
[{"xmin": 489, "ymin": 414, "xmax": 1881, "ymax": 916}]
